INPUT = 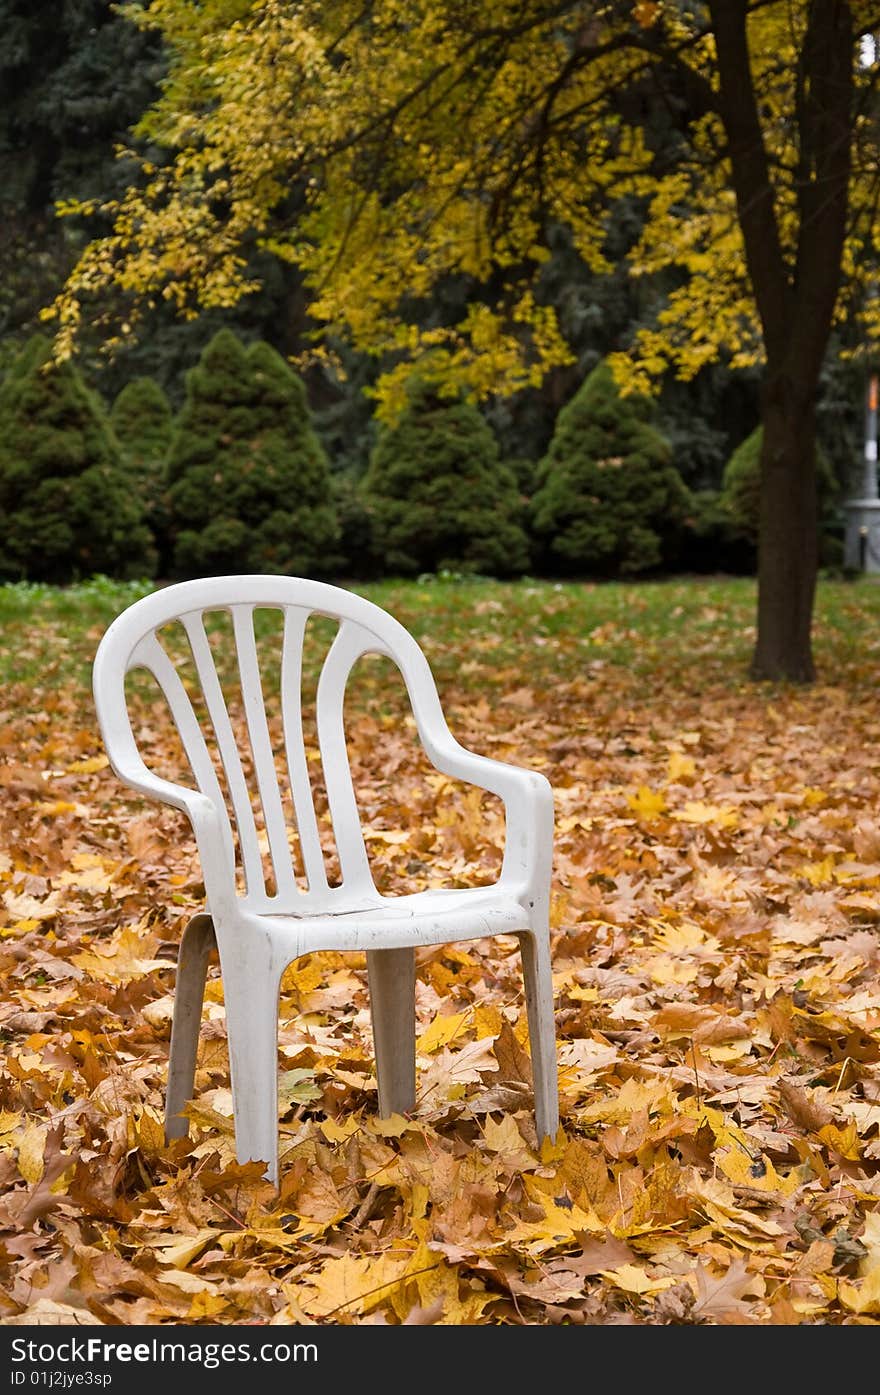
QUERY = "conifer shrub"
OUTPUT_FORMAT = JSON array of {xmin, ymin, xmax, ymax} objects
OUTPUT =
[
  {"xmin": 110, "ymin": 375, "xmax": 174, "ymax": 567},
  {"xmin": 529, "ymin": 360, "xmax": 691, "ymax": 575},
  {"xmin": 166, "ymin": 330, "xmax": 339, "ymax": 577},
  {"xmin": 361, "ymin": 380, "xmax": 530, "ymax": 576},
  {"xmin": 0, "ymin": 336, "xmax": 155, "ymax": 582},
  {"xmin": 330, "ymin": 471, "xmax": 383, "ymax": 578},
  {"xmin": 720, "ymin": 425, "xmax": 838, "ymax": 546},
  {"xmin": 678, "ymin": 489, "xmax": 753, "ymax": 574}
]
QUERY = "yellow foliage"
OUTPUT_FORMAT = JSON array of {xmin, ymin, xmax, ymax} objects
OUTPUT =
[
  {"xmin": 42, "ymin": 0, "xmax": 871, "ymax": 410},
  {"xmin": 299, "ymin": 1251, "xmax": 413, "ymax": 1319},
  {"xmin": 715, "ymin": 1144, "xmax": 799, "ymax": 1197},
  {"xmin": 667, "ymin": 750, "xmax": 696, "ymax": 782},
  {"xmin": 416, "ymin": 1010, "xmax": 471, "ymax": 1054},
  {"xmin": 673, "ymin": 802, "xmax": 739, "ymax": 830},
  {"xmin": 16, "ymin": 1119, "xmax": 47, "ymax": 1185},
  {"xmin": 627, "ymin": 786, "xmax": 667, "ymax": 822}
]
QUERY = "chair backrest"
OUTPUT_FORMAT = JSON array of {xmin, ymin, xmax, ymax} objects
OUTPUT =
[{"xmin": 93, "ymin": 575, "xmax": 450, "ymax": 914}]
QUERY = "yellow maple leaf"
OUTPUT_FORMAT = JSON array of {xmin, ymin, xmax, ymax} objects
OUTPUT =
[
  {"xmin": 692, "ymin": 1176, "xmax": 785, "ymax": 1242},
  {"xmin": 600, "ymin": 1264, "xmax": 679, "ymax": 1295},
  {"xmin": 817, "ymin": 1120, "xmax": 861, "ymax": 1161},
  {"xmin": 649, "ymin": 955, "xmax": 700, "ymax": 986},
  {"xmin": 365, "ymin": 1113, "xmax": 420, "ymax": 1138},
  {"xmin": 474, "ymin": 1003, "xmax": 502, "ymax": 1039},
  {"xmin": 402, "ymin": 1241, "xmax": 496, "ymax": 1324},
  {"xmin": 482, "ymin": 1113, "xmax": 536, "ymax": 1168},
  {"xmin": 673, "ymin": 801, "xmax": 739, "ymax": 829},
  {"xmin": 0, "ymin": 1111, "xmax": 23, "ymax": 1138},
  {"xmin": 320, "ymin": 1116, "xmax": 362, "ymax": 1143},
  {"xmin": 71, "ymin": 927, "xmax": 175, "ymax": 983},
  {"xmin": 2, "ymin": 890, "xmax": 61, "ymax": 921},
  {"xmin": 694, "ymin": 865, "xmax": 740, "ymax": 899},
  {"xmin": 148, "ymin": 1228, "xmax": 222, "ymax": 1269},
  {"xmin": 65, "ymin": 754, "xmax": 109, "ymax": 774},
  {"xmin": 627, "ymin": 786, "xmax": 667, "ymax": 821},
  {"xmin": 56, "ymin": 863, "xmax": 116, "ymax": 893},
  {"xmin": 667, "ymin": 750, "xmax": 696, "ymax": 782},
  {"xmin": 578, "ymin": 1076, "xmax": 674, "ymax": 1125},
  {"xmin": 705, "ymin": 1040, "xmax": 753, "ymax": 1064},
  {"xmin": 130, "ymin": 1106, "xmax": 165, "ymax": 1153},
  {"xmin": 505, "ymin": 1176, "xmax": 604, "ymax": 1253},
  {"xmin": 300, "ymin": 1251, "xmax": 412, "ymax": 1318},
  {"xmin": 417, "ymin": 1010, "xmax": 470, "ymax": 1054},
  {"xmin": 801, "ymin": 787, "xmax": 828, "ymax": 807},
  {"xmin": 3, "ymin": 919, "xmax": 41, "ymax": 936},
  {"xmin": 556, "ymin": 1038, "xmax": 618, "ymax": 1076},
  {"xmin": 188, "ymin": 1292, "xmax": 228, "ymax": 1320},
  {"xmin": 716, "ymin": 1145, "xmax": 799, "ymax": 1196},
  {"xmin": 651, "ymin": 919, "xmax": 717, "ymax": 953},
  {"xmin": 798, "ymin": 857, "xmax": 837, "ymax": 887},
  {"xmin": 839, "ymin": 1268, "xmax": 880, "ymax": 1314},
  {"xmin": 564, "ymin": 983, "xmax": 599, "ymax": 1003},
  {"xmin": 16, "ymin": 1119, "xmax": 47, "ymax": 1184}
]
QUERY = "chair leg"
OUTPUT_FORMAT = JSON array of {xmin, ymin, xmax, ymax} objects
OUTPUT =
[
  {"xmin": 165, "ymin": 913, "xmax": 216, "ymax": 1142},
  {"xmin": 518, "ymin": 929, "xmax": 559, "ymax": 1143},
  {"xmin": 220, "ymin": 937, "xmax": 285, "ymax": 1185},
  {"xmin": 367, "ymin": 947, "xmax": 416, "ymax": 1118}
]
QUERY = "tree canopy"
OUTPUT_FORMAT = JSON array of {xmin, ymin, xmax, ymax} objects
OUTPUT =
[
  {"xmin": 45, "ymin": 1, "xmax": 880, "ymax": 679},
  {"xmin": 47, "ymin": 2, "xmax": 880, "ymax": 397}
]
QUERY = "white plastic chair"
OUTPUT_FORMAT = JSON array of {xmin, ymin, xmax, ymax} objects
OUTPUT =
[{"xmin": 92, "ymin": 575, "xmax": 558, "ymax": 1183}]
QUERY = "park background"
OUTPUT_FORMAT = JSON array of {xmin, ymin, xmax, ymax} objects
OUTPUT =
[{"xmin": 3, "ymin": 0, "xmax": 880, "ymax": 1328}]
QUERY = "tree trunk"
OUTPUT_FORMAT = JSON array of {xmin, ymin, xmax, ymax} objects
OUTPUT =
[
  {"xmin": 750, "ymin": 379, "xmax": 818, "ymax": 682},
  {"xmin": 706, "ymin": 1, "xmax": 853, "ymax": 684}
]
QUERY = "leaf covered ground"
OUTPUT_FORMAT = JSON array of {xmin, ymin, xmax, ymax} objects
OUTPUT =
[{"xmin": 3, "ymin": 574, "xmax": 880, "ymax": 1326}]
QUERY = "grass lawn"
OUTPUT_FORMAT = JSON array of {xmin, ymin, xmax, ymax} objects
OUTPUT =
[{"xmin": 4, "ymin": 570, "xmax": 880, "ymax": 698}]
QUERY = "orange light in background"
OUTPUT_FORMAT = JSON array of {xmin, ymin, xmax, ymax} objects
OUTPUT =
[{"xmin": 870, "ymin": 375, "xmax": 879, "ymax": 412}]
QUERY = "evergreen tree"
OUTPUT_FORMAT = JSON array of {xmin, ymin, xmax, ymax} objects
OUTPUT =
[
  {"xmin": 0, "ymin": 336, "xmax": 155, "ymax": 582},
  {"xmin": 721, "ymin": 425, "xmax": 840, "ymax": 563},
  {"xmin": 111, "ymin": 375, "xmax": 174, "ymax": 568},
  {"xmin": 0, "ymin": 0, "xmax": 165, "ymax": 352},
  {"xmin": 330, "ymin": 471, "xmax": 382, "ymax": 579},
  {"xmin": 166, "ymin": 330, "xmax": 339, "ymax": 577},
  {"xmin": 361, "ymin": 381, "xmax": 530, "ymax": 577},
  {"xmin": 530, "ymin": 360, "xmax": 691, "ymax": 576}
]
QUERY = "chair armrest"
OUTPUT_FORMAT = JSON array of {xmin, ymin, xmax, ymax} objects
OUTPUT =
[
  {"xmin": 103, "ymin": 748, "xmax": 237, "ymax": 915},
  {"xmin": 105, "ymin": 748, "xmax": 214, "ymax": 825},
  {"xmin": 427, "ymin": 735, "xmax": 554, "ymax": 904}
]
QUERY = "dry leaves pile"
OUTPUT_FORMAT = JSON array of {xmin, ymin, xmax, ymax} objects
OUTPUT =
[{"xmin": 2, "ymin": 618, "xmax": 880, "ymax": 1327}]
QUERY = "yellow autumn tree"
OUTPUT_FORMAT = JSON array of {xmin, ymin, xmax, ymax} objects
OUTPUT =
[{"xmin": 47, "ymin": 0, "xmax": 880, "ymax": 681}]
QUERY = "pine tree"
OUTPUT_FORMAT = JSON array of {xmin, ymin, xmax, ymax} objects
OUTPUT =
[
  {"xmin": 166, "ymin": 330, "xmax": 339, "ymax": 577},
  {"xmin": 362, "ymin": 380, "xmax": 530, "ymax": 576},
  {"xmin": 0, "ymin": 0, "xmax": 165, "ymax": 350},
  {"xmin": 530, "ymin": 360, "xmax": 691, "ymax": 576},
  {"xmin": 0, "ymin": 336, "xmax": 155, "ymax": 582},
  {"xmin": 111, "ymin": 375, "xmax": 174, "ymax": 568}
]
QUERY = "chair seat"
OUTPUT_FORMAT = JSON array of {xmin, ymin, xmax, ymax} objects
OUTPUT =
[{"xmin": 253, "ymin": 885, "xmax": 532, "ymax": 955}]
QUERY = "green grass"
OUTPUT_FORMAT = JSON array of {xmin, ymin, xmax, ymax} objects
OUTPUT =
[{"xmin": 3, "ymin": 573, "xmax": 880, "ymax": 706}]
